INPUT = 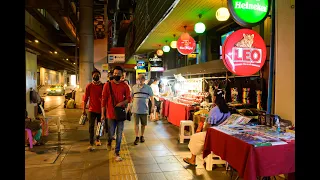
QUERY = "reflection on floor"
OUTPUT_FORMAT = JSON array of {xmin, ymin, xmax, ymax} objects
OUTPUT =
[{"xmin": 25, "ymin": 108, "xmax": 286, "ymax": 180}]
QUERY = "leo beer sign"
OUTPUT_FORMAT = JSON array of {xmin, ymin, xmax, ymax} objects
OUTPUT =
[{"xmin": 222, "ymin": 29, "xmax": 266, "ymax": 76}]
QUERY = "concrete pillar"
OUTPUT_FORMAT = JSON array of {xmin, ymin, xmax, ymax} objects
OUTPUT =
[
  {"xmin": 75, "ymin": 0, "xmax": 94, "ymax": 107},
  {"xmin": 274, "ymin": 0, "xmax": 295, "ymax": 123},
  {"xmin": 79, "ymin": 0, "xmax": 94, "ymax": 91}
]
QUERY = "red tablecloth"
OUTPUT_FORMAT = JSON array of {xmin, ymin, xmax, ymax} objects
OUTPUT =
[
  {"xmin": 162, "ymin": 99, "xmax": 170, "ymax": 117},
  {"xmin": 203, "ymin": 128, "xmax": 295, "ymax": 180},
  {"xmin": 167, "ymin": 101, "xmax": 193, "ymax": 126}
]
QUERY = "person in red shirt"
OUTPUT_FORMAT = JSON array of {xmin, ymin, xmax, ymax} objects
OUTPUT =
[
  {"xmin": 83, "ymin": 69, "xmax": 104, "ymax": 151},
  {"xmin": 101, "ymin": 66, "xmax": 131, "ymax": 162}
]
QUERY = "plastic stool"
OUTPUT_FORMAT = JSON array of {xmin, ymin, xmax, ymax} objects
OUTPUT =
[
  {"xmin": 25, "ymin": 128, "xmax": 33, "ymax": 149},
  {"xmin": 179, "ymin": 120, "xmax": 195, "ymax": 143},
  {"xmin": 205, "ymin": 151, "xmax": 226, "ymax": 171}
]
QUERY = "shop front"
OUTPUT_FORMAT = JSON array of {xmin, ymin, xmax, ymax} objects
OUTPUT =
[{"xmin": 130, "ymin": 0, "xmax": 295, "ymax": 179}]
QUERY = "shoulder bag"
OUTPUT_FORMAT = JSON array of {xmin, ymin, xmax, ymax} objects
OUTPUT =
[{"xmin": 109, "ymin": 82, "xmax": 127, "ymax": 121}]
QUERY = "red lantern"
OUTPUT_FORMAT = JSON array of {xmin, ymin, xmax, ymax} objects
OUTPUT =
[{"xmin": 180, "ymin": 32, "xmax": 190, "ymax": 41}]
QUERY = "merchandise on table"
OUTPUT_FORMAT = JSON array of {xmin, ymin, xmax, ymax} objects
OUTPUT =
[{"xmin": 214, "ymin": 124, "xmax": 292, "ymax": 147}]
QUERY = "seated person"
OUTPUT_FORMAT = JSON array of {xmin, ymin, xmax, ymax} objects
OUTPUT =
[
  {"xmin": 183, "ymin": 89, "xmax": 231, "ymax": 166},
  {"xmin": 25, "ymin": 110, "xmax": 42, "ymax": 145}
]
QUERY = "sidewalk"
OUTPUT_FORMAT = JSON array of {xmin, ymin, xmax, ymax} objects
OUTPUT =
[{"xmin": 25, "ymin": 105, "xmax": 285, "ymax": 180}]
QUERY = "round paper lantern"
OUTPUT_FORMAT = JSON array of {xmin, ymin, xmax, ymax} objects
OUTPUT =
[
  {"xmin": 170, "ymin": 41, "xmax": 177, "ymax": 48},
  {"xmin": 194, "ymin": 22, "xmax": 206, "ymax": 33},
  {"xmin": 216, "ymin": 7, "xmax": 230, "ymax": 21},
  {"xmin": 180, "ymin": 32, "xmax": 190, "ymax": 41},
  {"xmin": 156, "ymin": 49, "xmax": 163, "ymax": 56},
  {"xmin": 163, "ymin": 45, "xmax": 170, "ymax": 52}
]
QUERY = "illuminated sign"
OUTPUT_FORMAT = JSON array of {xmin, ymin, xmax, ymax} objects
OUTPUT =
[
  {"xmin": 222, "ymin": 29, "xmax": 267, "ymax": 76},
  {"xmin": 228, "ymin": 0, "xmax": 270, "ymax": 27},
  {"xmin": 150, "ymin": 67, "xmax": 164, "ymax": 72}
]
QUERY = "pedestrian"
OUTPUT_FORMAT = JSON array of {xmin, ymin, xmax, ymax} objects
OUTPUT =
[
  {"xmin": 131, "ymin": 74, "xmax": 154, "ymax": 145},
  {"xmin": 101, "ymin": 66, "xmax": 131, "ymax": 161},
  {"xmin": 83, "ymin": 69, "xmax": 104, "ymax": 151},
  {"xmin": 150, "ymin": 77, "xmax": 161, "ymax": 120}
]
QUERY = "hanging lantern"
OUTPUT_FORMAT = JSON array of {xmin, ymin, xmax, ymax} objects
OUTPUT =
[
  {"xmin": 170, "ymin": 41, "xmax": 177, "ymax": 48},
  {"xmin": 194, "ymin": 22, "xmax": 206, "ymax": 33},
  {"xmin": 170, "ymin": 34, "xmax": 177, "ymax": 48},
  {"xmin": 163, "ymin": 45, "xmax": 170, "ymax": 52},
  {"xmin": 180, "ymin": 32, "xmax": 190, "ymax": 41},
  {"xmin": 156, "ymin": 49, "xmax": 163, "ymax": 56},
  {"xmin": 216, "ymin": 7, "xmax": 230, "ymax": 21}
]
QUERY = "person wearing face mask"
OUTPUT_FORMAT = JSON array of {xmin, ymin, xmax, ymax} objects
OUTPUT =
[
  {"xmin": 101, "ymin": 66, "xmax": 131, "ymax": 162},
  {"xmin": 131, "ymin": 74, "xmax": 154, "ymax": 145},
  {"xmin": 83, "ymin": 69, "xmax": 104, "ymax": 151}
]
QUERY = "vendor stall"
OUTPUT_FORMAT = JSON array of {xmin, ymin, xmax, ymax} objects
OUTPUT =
[{"xmin": 203, "ymin": 124, "xmax": 295, "ymax": 180}]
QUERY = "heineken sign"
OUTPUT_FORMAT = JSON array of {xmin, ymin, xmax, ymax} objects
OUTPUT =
[{"xmin": 228, "ymin": 0, "xmax": 270, "ymax": 27}]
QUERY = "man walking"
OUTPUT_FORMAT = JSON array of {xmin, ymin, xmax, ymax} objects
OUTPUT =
[
  {"xmin": 83, "ymin": 69, "xmax": 104, "ymax": 151},
  {"xmin": 101, "ymin": 66, "xmax": 131, "ymax": 161},
  {"xmin": 131, "ymin": 74, "xmax": 154, "ymax": 145}
]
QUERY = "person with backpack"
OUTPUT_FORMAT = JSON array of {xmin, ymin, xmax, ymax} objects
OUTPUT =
[{"xmin": 83, "ymin": 69, "xmax": 104, "ymax": 151}]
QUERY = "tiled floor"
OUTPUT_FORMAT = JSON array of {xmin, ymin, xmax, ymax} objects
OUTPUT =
[{"xmin": 25, "ymin": 97, "xmax": 286, "ymax": 180}]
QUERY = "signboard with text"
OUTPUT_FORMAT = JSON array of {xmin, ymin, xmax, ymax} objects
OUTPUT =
[
  {"xmin": 222, "ymin": 29, "xmax": 266, "ymax": 76},
  {"xmin": 177, "ymin": 35, "xmax": 196, "ymax": 55},
  {"xmin": 108, "ymin": 54, "xmax": 125, "ymax": 63},
  {"xmin": 228, "ymin": 0, "xmax": 270, "ymax": 27}
]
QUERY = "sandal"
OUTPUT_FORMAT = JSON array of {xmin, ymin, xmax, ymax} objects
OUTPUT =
[{"xmin": 183, "ymin": 158, "xmax": 197, "ymax": 166}]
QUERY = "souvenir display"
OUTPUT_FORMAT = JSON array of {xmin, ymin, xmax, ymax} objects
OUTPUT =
[
  {"xmin": 256, "ymin": 90, "xmax": 262, "ymax": 110},
  {"xmin": 242, "ymin": 88, "xmax": 250, "ymax": 104},
  {"xmin": 231, "ymin": 87, "xmax": 239, "ymax": 103},
  {"xmin": 214, "ymin": 124, "xmax": 292, "ymax": 147},
  {"xmin": 257, "ymin": 110, "xmax": 267, "ymax": 125}
]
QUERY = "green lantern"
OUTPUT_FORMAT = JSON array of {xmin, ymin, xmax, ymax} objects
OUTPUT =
[
  {"xmin": 194, "ymin": 22, "xmax": 206, "ymax": 33},
  {"xmin": 163, "ymin": 45, "xmax": 170, "ymax": 52}
]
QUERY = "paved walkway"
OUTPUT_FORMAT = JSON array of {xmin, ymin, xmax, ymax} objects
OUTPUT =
[{"xmin": 25, "ymin": 105, "xmax": 285, "ymax": 180}]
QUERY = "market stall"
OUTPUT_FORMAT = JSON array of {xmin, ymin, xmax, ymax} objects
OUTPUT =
[{"xmin": 203, "ymin": 124, "xmax": 295, "ymax": 180}]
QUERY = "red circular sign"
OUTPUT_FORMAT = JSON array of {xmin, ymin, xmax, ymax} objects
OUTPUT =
[
  {"xmin": 222, "ymin": 29, "xmax": 267, "ymax": 76},
  {"xmin": 177, "ymin": 34, "xmax": 196, "ymax": 55}
]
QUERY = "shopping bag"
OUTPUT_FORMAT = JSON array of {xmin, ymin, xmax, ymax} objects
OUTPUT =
[{"xmin": 79, "ymin": 114, "xmax": 87, "ymax": 125}]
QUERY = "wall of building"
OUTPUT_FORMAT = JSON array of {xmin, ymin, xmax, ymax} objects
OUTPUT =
[
  {"xmin": 26, "ymin": 51, "xmax": 38, "ymax": 118},
  {"xmin": 39, "ymin": 67, "xmax": 64, "ymax": 85},
  {"xmin": 274, "ymin": 0, "xmax": 295, "ymax": 123}
]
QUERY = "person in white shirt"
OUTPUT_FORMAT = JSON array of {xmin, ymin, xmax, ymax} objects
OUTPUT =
[{"xmin": 149, "ymin": 77, "xmax": 161, "ymax": 120}]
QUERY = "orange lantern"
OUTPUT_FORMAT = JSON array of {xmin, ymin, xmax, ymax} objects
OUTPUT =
[
  {"xmin": 180, "ymin": 32, "xmax": 190, "ymax": 41},
  {"xmin": 156, "ymin": 49, "xmax": 164, "ymax": 56}
]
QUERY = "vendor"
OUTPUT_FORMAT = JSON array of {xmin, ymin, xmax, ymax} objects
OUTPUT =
[{"xmin": 183, "ymin": 89, "xmax": 231, "ymax": 166}]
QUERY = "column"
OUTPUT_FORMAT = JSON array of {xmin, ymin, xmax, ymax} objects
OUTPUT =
[
  {"xmin": 79, "ymin": 0, "xmax": 94, "ymax": 91},
  {"xmin": 274, "ymin": 0, "xmax": 295, "ymax": 123}
]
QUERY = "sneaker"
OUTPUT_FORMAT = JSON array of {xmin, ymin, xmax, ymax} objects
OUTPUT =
[
  {"xmin": 134, "ymin": 137, "xmax": 139, "ymax": 145},
  {"xmin": 140, "ymin": 136, "xmax": 145, "ymax": 143},
  {"xmin": 112, "ymin": 135, "xmax": 116, "ymax": 140},
  {"xmin": 115, "ymin": 153, "xmax": 123, "ymax": 162},
  {"xmin": 95, "ymin": 140, "xmax": 102, "ymax": 146},
  {"xmin": 87, "ymin": 145, "xmax": 95, "ymax": 151}
]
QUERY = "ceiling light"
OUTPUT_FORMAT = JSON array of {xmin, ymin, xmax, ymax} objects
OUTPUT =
[
  {"xmin": 194, "ymin": 14, "xmax": 206, "ymax": 33},
  {"xmin": 49, "ymin": 51, "xmax": 53, "ymax": 54},
  {"xmin": 54, "ymin": 51, "xmax": 58, "ymax": 54},
  {"xmin": 157, "ymin": 49, "xmax": 163, "ymax": 56},
  {"xmin": 170, "ymin": 34, "xmax": 177, "ymax": 49},
  {"xmin": 28, "ymin": 40, "xmax": 32, "ymax": 43},
  {"xmin": 163, "ymin": 40, "xmax": 170, "ymax": 52},
  {"xmin": 73, "ymin": 63, "xmax": 76, "ymax": 65},
  {"xmin": 163, "ymin": 45, "xmax": 170, "ymax": 52},
  {"xmin": 35, "ymin": 40, "xmax": 39, "ymax": 43},
  {"xmin": 66, "ymin": 58, "xmax": 69, "ymax": 61}
]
